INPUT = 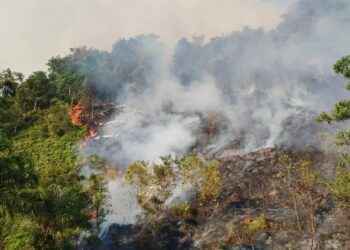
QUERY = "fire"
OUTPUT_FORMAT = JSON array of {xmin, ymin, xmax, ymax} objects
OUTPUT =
[
  {"xmin": 69, "ymin": 103, "xmax": 97, "ymax": 147},
  {"xmin": 88, "ymin": 127, "xmax": 98, "ymax": 137},
  {"xmin": 68, "ymin": 102, "xmax": 84, "ymax": 126},
  {"xmin": 69, "ymin": 102, "xmax": 122, "ymax": 148},
  {"xmin": 80, "ymin": 126, "xmax": 98, "ymax": 149}
]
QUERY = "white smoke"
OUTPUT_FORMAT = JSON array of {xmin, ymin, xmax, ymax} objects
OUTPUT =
[
  {"xmin": 99, "ymin": 178, "xmax": 141, "ymax": 237},
  {"xmin": 83, "ymin": 0, "xmax": 350, "ymax": 231}
]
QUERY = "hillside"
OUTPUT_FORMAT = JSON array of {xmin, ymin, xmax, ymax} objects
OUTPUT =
[
  {"xmin": 99, "ymin": 147, "xmax": 350, "ymax": 249},
  {"xmin": 1, "ymin": 0, "xmax": 350, "ymax": 249}
]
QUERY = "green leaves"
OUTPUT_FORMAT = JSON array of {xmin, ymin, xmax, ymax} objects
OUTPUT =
[
  {"xmin": 334, "ymin": 55, "xmax": 350, "ymax": 79},
  {"xmin": 0, "ymin": 154, "xmax": 38, "ymax": 215},
  {"xmin": 0, "ymin": 68, "xmax": 21, "ymax": 98},
  {"xmin": 331, "ymin": 100, "xmax": 350, "ymax": 121},
  {"xmin": 125, "ymin": 161, "xmax": 150, "ymax": 186},
  {"xmin": 316, "ymin": 112, "xmax": 332, "ymax": 124},
  {"xmin": 0, "ymin": 129, "xmax": 11, "ymax": 151},
  {"xmin": 16, "ymin": 71, "xmax": 51, "ymax": 112},
  {"xmin": 0, "ymin": 98, "xmax": 98, "ymax": 248},
  {"xmin": 125, "ymin": 155, "xmax": 224, "ymax": 215},
  {"xmin": 88, "ymin": 174, "xmax": 110, "ymax": 230},
  {"xmin": 0, "ymin": 216, "xmax": 36, "ymax": 250},
  {"xmin": 316, "ymin": 101, "xmax": 350, "ymax": 124},
  {"xmin": 317, "ymin": 56, "xmax": 350, "ymax": 125},
  {"xmin": 345, "ymin": 82, "xmax": 350, "ymax": 91},
  {"xmin": 336, "ymin": 130, "xmax": 350, "ymax": 146},
  {"xmin": 199, "ymin": 160, "xmax": 223, "ymax": 204},
  {"xmin": 318, "ymin": 56, "xmax": 350, "ymax": 207},
  {"xmin": 170, "ymin": 201, "xmax": 194, "ymax": 217},
  {"xmin": 324, "ymin": 165, "xmax": 350, "ymax": 205}
]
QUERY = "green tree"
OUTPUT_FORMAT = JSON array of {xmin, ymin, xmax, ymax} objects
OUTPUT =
[
  {"xmin": 87, "ymin": 174, "xmax": 109, "ymax": 232},
  {"xmin": 16, "ymin": 71, "xmax": 51, "ymax": 112},
  {"xmin": 322, "ymin": 154, "xmax": 350, "ymax": 205},
  {"xmin": 0, "ymin": 154, "xmax": 38, "ymax": 215},
  {"xmin": 0, "ymin": 69, "xmax": 22, "ymax": 98},
  {"xmin": 47, "ymin": 55, "xmax": 84, "ymax": 105},
  {"xmin": 317, "ymin": 55, "xmax": 350, "ymax": 206},
  {"xmin": 28, "ymin": 184, "xmax": 90, "ymax": 249},
  {"xmin": 317, "ymin": 55, "xmax": 350, "ymax": 126},
  {"xmin": 0, "ymin": 69, "xmax": 24, "ymax": 134}
]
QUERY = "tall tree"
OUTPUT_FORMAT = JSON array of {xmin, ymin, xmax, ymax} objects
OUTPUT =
[
  {"xmin": 16, "ymin": 71, "xmax": 51, "ymax": 112},
  {"xmin": 47, "ymin": 55, "xmax": 84, "ymax": 106},
  {"xmin": 0, "ymin": 69, "xmax": 23, "ymax": 98},
  {"xmin": 0, "ymin": 69, "xmax": 23, "ymax": 134}
]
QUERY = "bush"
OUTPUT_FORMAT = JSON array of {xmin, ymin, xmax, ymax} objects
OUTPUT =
[
  {"xmin": 180, "ymin": 155, "xmax": 205, "ymax": 186},
  {"xmin": 322, "ymin": 155, "xmax": 350, "ymax": 206},
  {"xmin": 153, "ymin": 162, "xmax": 173, "ymax": 182},
  {"xmin": 278, "ymin": 154, "xmax": 321, "ymax": 232},
  {"xmin": 226, "ymin": 213, "xmax": 267, "ymax": 245},
  {"xmin": 125, "ymin": 161, "xmax": 150, "ymax": 186},
  {"xmin": 169, "ymin": 201, "xmax": 195, "ymax": 217},
  {"xmin": 86, "ymin": 234, "xmax": 102, "ymax": 247},
  {"xmin": 199, "ymin": 160, "xmax": 224, "ymax": 204}
]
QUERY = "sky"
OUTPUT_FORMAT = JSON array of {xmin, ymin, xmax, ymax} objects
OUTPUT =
[{"xmin": 0, "ymin": 0, "xmax": 295, "ymax": 75}]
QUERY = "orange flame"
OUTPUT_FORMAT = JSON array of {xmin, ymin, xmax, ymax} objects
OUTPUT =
[
  {"xmin": 86, "ymin": 127, "xmax": 98, "ymax": 138},
  {"xmin": 80, "ymin": 126, "xmax": 99, "ymax": 149},
  {"xmin": 68, "ymin": 102, "xmax": 84, "ymax": 126},
  {"xmin": 69, "ymin": 103, "xmax": 98, "ymax": 148}
]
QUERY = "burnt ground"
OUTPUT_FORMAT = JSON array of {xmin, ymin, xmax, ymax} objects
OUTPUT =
[{"xmin": 92, "ymin": 146, "xmax": 350, "ymax": 250}]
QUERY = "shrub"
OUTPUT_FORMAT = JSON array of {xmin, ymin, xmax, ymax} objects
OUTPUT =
[
  {"xmin": 153, "ymin": 162, "xmax": 173, "ymax": 182},
  {"xmin": 322, "ymin": 156, "xmax": 350, "ymax": 206},
  {"xmin": 199, "ymin": 160, "xmax": 224, "ymax": 204},
  {"xmin": 226, "ymin": 213, "xmax": 267, "ymax": 245},
  {"xmin": 179, "ymin": 155, "xmax": 205, "ymax": 186},
  {"xmin": 86, "ymin": 234, "xmax": 102, "ymax": 247},
  {"xmin": 88, "ymin": 154, "xmax": 106, "ymax": 169},
  {"xmin": 125, "ymin": 161, "xmax": 150, "ymax": 186},
  {"xmin": 278, "ymin": 154, "xmax": 321, "ymax": 233},
  {"xmin": 169, "ymin": 201, "xmax": 194, "ymax": 217}
]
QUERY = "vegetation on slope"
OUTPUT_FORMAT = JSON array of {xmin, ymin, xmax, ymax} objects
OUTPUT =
[
  {"xmin": 0, "ymin": 35, "xmax": 159, "ymax": 249},
  {"xmin": 109, "ymin": 56, "xmax": 350, "ymax": 249},
  {"xmin": 1, "ymin": 30, "xmax": 350, "ymax": 249},
  {"xmin": 317, "ymin": 55, "xmax": 350, "ymax": 207}
]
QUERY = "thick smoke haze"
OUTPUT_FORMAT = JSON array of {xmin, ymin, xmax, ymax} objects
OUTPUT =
[
  {"xmin": 78, "ymin": 0, "xmax": 350, "ymax": 228},
  {"xmin": 85, "ymin": 0, "xmax": 350, "ymax": 168}
]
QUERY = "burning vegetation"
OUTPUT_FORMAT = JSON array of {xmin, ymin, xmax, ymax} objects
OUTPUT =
[
  {"xmin": 68, "ymin": 102, "xmax": 124, "ymax": 144},
  {"xmin": 1, "ymin": 0, "xmax": 350, "ymax": 249},
  {"xmin": 68, "ymin": 102, "xmax": 122, "ymax": 127}
]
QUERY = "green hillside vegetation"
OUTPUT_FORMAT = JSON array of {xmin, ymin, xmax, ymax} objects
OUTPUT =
[
  {"xmin": 1, "ymin": 35, "xmax": 350, "ymax": 248},
  {"xmin": 0, "ymin": 35, "xmax": 163, "ymax": 249}
]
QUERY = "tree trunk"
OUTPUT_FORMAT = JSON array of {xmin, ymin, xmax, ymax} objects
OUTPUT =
[
  {"xmin": 70, "ymin": 90, "xmax": 75, "ymax": 106},
  {"xmin": 33, "ymin": 97, "xmax": 39, "ymax": 111},
  {"xmin": 14, "ymin": 119, "xmax": 19, "ymax": 134}
]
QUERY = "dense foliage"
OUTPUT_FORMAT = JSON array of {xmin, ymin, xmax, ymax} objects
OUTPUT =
[{"xmin": 0, "ymin": 35, "xmax": 163, "ymax": 249}]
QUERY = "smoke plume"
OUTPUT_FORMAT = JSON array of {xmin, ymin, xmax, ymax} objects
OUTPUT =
[{"xmin": 83, "ymin": 0, "xmax": 350, "ymax": 228}]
